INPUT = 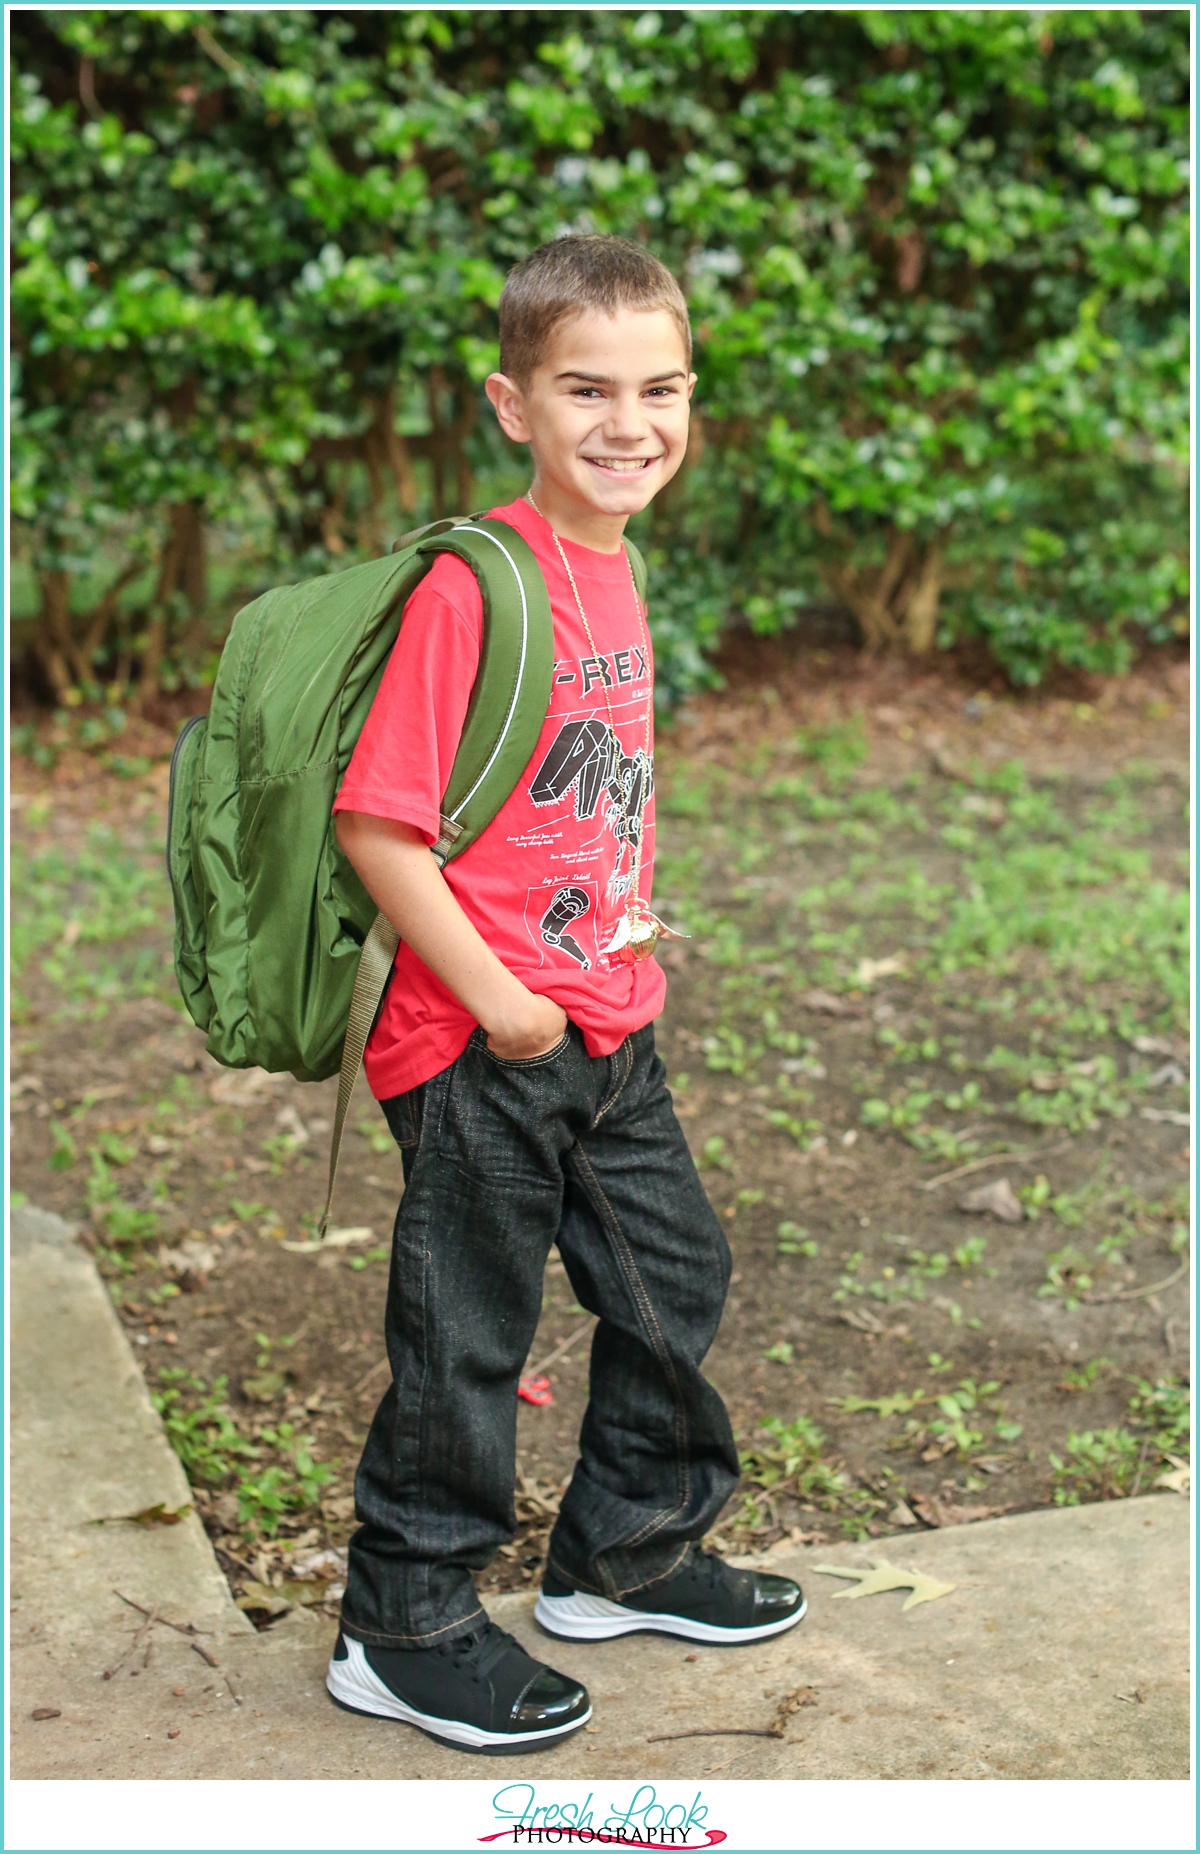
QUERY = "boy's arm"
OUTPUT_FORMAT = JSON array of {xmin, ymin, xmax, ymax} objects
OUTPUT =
[{"xmin": 336, "ymin": 811, "xmax": 568, "ymax": 1060}]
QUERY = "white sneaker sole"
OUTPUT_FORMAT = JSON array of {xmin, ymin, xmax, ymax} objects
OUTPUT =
[
  {"xmin": 534, "ymin": 1589, "xmax": 807, "ymax": 1645},
  {"xmin": 326, "ymin": 1636, "xmax": 591, "ymax": 1754}
]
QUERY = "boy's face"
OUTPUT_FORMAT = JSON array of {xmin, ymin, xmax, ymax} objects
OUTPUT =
[{"xmin": 486, "ymin": 308, "xmax": 696, "ymax": 524}]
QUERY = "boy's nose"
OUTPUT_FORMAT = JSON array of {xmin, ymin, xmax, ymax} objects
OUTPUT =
[{"xmin": 600, "ymin": 394, "xmax": 654, "ymax": 444}]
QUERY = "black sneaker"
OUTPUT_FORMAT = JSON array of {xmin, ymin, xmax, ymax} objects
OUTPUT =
[
  {"xmin": 536, "ymin": 1549, "xmax": 806, "ymax": 1646},
  {"xmin": 326, "ymin": 1623, "xmax": 590, "ymax": 1754}
]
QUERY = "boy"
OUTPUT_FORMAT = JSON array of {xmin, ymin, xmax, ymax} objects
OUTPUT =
[{"xmin": 327, "ymin": 235, "xmax": 804, "ymax": 1755}]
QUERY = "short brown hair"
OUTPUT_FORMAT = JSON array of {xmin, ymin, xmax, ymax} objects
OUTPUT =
[{"xmin": 498, "ymin": 235, "xmax": 691, "ymax": 386}]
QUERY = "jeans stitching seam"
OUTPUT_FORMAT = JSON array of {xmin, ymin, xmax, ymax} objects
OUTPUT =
[
  {"xmin": 612, "ymin": 1541, "xmax": 691, "ymax": 1602},
  {"xmin": 570, "ymin": 1142, "xmax": 691, "ymax": 1560},
  {"xmin": 339, "ymin": 1604, "xmax": 485, "ymax": 1648},
  {"xmin": 543, "ymin": 1540, "xmax": 691, "ymax": 1604},
  {"xmin": 592, "ymin": 1035, "xmax": 634, "ymax": 1127}
]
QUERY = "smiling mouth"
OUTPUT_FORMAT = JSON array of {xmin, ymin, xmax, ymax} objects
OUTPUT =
[{"xmin": 582, "ymin": 456, "xmax": 662, "ymax": 474}]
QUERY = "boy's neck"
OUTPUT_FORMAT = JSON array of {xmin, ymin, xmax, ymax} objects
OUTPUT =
[{"xmin": 525, "ymin": 474, "xmax": 628, "ymax": 554}]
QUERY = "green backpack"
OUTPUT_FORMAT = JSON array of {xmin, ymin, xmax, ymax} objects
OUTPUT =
[{"xmin": 167, "ymin": 513, "xmax": 646, "ymax": 1234}]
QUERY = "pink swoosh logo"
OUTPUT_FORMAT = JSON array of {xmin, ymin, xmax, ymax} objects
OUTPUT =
[{"xmin": 478, "ymin": 1833, "xmax": 727, "ymax": 1849}]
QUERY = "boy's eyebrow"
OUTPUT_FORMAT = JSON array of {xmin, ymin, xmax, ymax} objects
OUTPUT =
[{"xmin": 554, "ymin": 369, "xmax": 688, "ymax": 386}]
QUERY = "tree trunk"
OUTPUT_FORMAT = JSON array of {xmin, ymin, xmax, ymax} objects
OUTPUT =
[
  {"xmin": 824, "ymin": 526, "xmax": 946, "ymax": 655},
  {"xmin": 134, "ymin": 499, "xmax": 206, "ymax": 708},
  {"xmin": 897, "ymin": 544, "xmax": 944, "ymax": 653},
  {"xmin": 36, "ymin": 568, "xmax": 74, "ymax": 698},
  {"xmin": 379, "ymin": 381, "xmax": 418, "ymax": 513},
  {"xmin": 453, "ymin": 383, "xmax": 477, "ymax": 513},
  {"xmin": 74, "ymin": 558, "xmax": 144, "ymax": 685}
]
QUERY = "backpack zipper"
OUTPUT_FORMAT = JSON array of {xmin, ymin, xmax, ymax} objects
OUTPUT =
[{"xmin": 166, "ymin": 713, "xmax": 206, "ymax": 884}]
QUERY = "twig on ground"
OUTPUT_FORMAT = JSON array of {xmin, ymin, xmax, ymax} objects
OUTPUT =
[
  {"xmin": 707, "ymin": 1485, "xmax": 774, "ymax": 1541},
  {"xmin": 225, "ymin": 1671, "xmax": 243, "ymax": 1706},
  {"xmin": 647, "ymin": 1727, "xmax": 777, "ymax": 1742},
  {"xmin": 918, "ymin": 1140, "xmax": 1074, "ymax": 1192},
  {"xmin": 349, "ymin": 1354, "xmax": 391, "ymax": 1399},
  {"xmin": 190, "ymin": 1641, "xmax": 219, "ymax": 1669},
  {"xmin": 1083, "ymin": 1256, "xmax": 1189, "ymax": 1305},
  {"xmin": 102, "ymin": 1606, "xmax": 157, "ymax": 1681},
  {"xmin": 526, "ymin": 1315, "xmax": 597, "ymax": 1380},
  {"xmin": 113, "ymin": 1591, "xmax": 213, "ymax": 1636},
  {"xmin": 1129, "ymin": 1437, "xmax": 1152, "ymax": 1501}
]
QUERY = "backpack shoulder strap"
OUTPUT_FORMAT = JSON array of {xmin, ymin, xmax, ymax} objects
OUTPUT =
[
  {"xmin": 624, "ymin": 535, "xmax": 649, "ymax": 609},
  {"xmin": 318, "ymin": 515, "xmax": 553, "ymax": 1238},
  {"xmin": 417, "ymin": 517, "xmax": 555, "ymax": 866}
]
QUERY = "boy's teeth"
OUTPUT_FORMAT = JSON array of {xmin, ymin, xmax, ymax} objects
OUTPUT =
[{"xmin": 591, "ymin": 458, "xmax": 651, "ymax": 472}]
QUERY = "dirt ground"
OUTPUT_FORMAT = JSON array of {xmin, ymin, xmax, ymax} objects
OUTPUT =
[{"xmin": 11, "ymin": 642, "xmax": 1191, "ymax": 1625}]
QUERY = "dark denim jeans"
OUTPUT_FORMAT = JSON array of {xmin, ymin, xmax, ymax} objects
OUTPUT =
[{"xmin": 340, "ymin": 1020, "xmax": 739, "ymax": 1649}]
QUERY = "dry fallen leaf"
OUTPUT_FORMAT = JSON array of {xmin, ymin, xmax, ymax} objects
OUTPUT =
[
  {"xmin": 234, "ymin": 1581, "xmax": 293, "ymax": 1617},
  {"xmin": 31, "ymin": 1707, "xmax": 61, "ymax": 1721},
  {"xmin": 282, "ymin": 1226, "xmax": 374, "ymax": 1254},
  {"xmin": 801, "ymin": 989, "xmax": 867, "ymax": 1018},
  {"xmin": 1132, "ymin": 1034, "xmax": 1179, "ymax": 1058},
  {"xmin": 1154, "ymin": 1455, "xmax": 1190, "ymax": 1495},
  {"xmin": 89, "ymin": 1503, "xmax": 193, "ymax": 1529},
  {"xmin": 815, "ymin": 1557, "xmax": 957, "ymax": 1611},
  {"xmin": 241, "ymin": 1369, "xmax": 289, "ymax": 1403},
  {"xmin": 910, "ymin": 1492, "xmax": 1012, "ymax": 1528},
  {"xmin": 958, "ymin": 1177, "xmax": 1023, "ymax": 1223},
  {"xmin": 209, "ymin": 1067, "xmax": 286, "ymax": 1106},
  {"xmin": 839, "ymin": 1305, "xmax": 886, "ymax": 1334},
  {"xmin": 768, "ymin": 1684, "xmax": 818, "ymax": 1736},
  {"xmin": 853, "ymin": 953, "xmax": 907, "ymax": 987}
]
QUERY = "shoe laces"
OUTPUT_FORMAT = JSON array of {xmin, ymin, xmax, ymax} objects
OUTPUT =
[
  {"xmin": 672, "ymin": 1547, "xmax": 724, "ymax": 1593},
  {"xmin": 439, "ymin": 1621, "xmax": 517, "ymax": 1685}
]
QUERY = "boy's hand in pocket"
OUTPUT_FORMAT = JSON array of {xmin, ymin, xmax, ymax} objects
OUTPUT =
[{"xmin": 485, "ymin": 995, "xmax": 569, "ymax": 1060}]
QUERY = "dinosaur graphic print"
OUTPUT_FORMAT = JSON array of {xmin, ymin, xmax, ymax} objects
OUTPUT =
[
  {"xmin": 538, "ymin": 886, "xmax": 592, "ymax": 969},
  {"xmin": 528, "ymin": 716, "xmax": 655, "ymax": 899}
]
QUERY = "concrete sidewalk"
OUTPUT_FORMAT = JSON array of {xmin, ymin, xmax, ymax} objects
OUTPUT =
[{"xmin": 9, "ymin": 1206, "xmax": 1190, "ymax": 1781}]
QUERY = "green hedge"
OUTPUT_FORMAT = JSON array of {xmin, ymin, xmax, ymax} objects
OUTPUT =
[{"xmin": 11, "ymin": 9, "xmax": 1189, "ymax": 702}]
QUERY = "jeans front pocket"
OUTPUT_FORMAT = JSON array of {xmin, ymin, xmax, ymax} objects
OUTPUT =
[
  {"xmin": 379, "ymin": 1087, "xmax": 422, "ymax": 1150},
  {"xmin": 480, "ymin": 1024, "xmax": 573, "ymax": 1070}
]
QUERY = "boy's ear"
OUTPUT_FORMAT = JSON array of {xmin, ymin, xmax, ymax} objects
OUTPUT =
[{"xmin": 485, "ymin": 372, "xmax": 531, "ymax": 444}]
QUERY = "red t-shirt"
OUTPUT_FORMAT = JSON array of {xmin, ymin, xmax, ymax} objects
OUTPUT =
[{"xmin": 333, "ymin": 498, "xmax": 667, "ymax": 1100}]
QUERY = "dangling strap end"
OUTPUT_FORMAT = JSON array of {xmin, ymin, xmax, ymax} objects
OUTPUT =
[
  {"xmin": 431, "ymin": 814, "xmax": 464, "ymax": 868},
  {"xmin": 319, "ymin": 911, "xmax": 400, "ymax": 1241}
]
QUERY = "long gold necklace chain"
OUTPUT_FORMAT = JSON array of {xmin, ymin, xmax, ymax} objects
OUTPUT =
[{"xmin": 525, "ymin": 490, "xmax": 686, "ymax": 964}]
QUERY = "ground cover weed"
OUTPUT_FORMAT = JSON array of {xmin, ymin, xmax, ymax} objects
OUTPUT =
[
  {"xmin": 1058, "ymin": 1357, "xmax": 1116, "ymax": 1392},
  {"xmin": 153, "ymin": 1371, "xmax": 258, "ymax": 1483},
  {"xmin": 152, "ymin": 1370, "xmax": 337, "ymax": 1539},
  {"xmin": 700, "ymin": 1134, "xmax": 732, "ymax": 1171},
  {"xmin": 1050, "ymin": 1375, "xmax": 1190, "ymax": 1503},
  {"xmin": 355, "ymin": 1116, "xmax": 393, "ymax": 1155},
  {"xmin": 776, "ymin": 1222, "xmax": 818, "ymax": 1257},
  {"xmin": 738, "ymin": 1414, "xmax": 849, "ymax": 1511}
]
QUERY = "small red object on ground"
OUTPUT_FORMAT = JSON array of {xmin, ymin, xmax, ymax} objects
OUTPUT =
[{"xmin": 518, "ymin": 1375, "xmax": 553, "ymax": 1406}]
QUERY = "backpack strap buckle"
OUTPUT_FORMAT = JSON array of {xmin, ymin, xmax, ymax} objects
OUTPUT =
[{"xmin": 431, "ymin": 814, "xmax": 464, "ymax": 867}]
